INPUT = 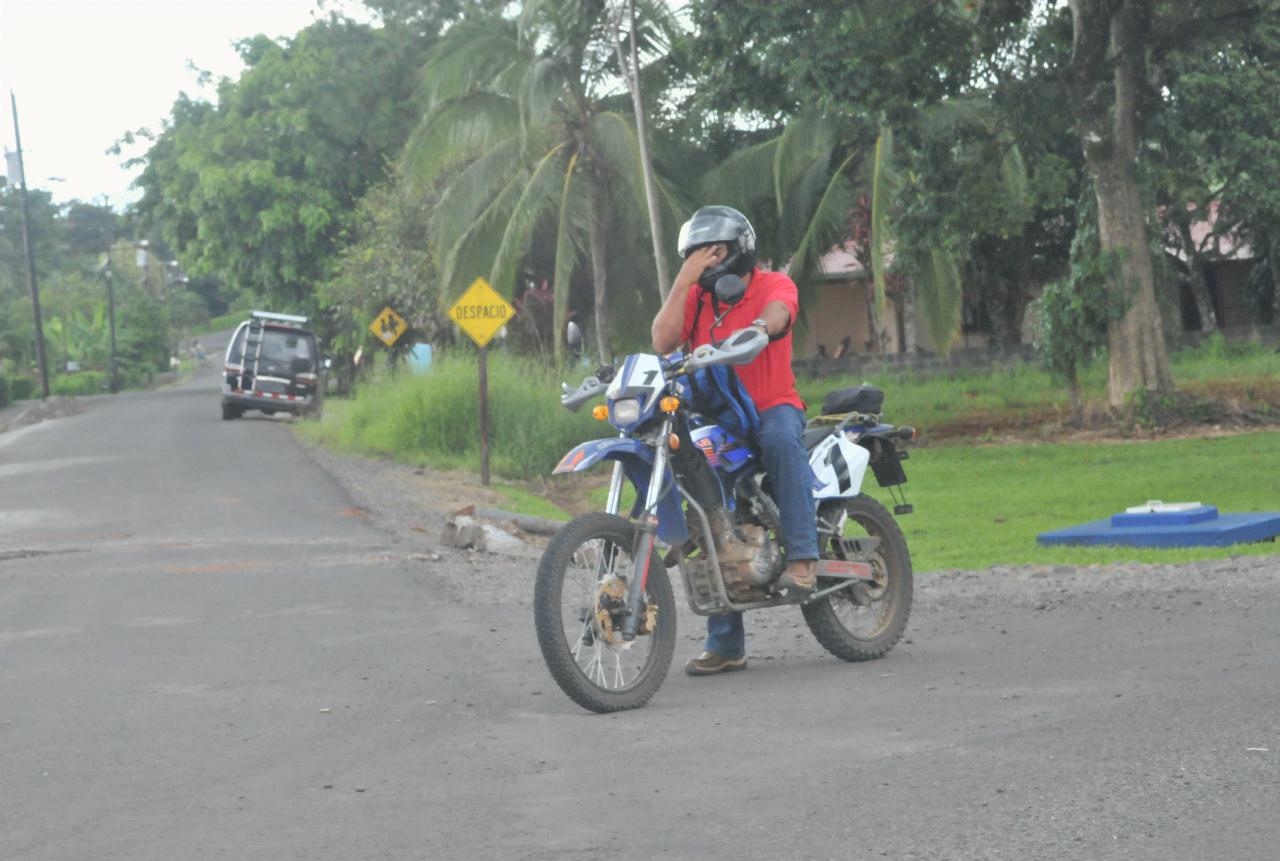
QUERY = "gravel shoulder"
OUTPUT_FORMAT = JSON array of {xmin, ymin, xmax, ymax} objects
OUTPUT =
[{"xmin": 299, "ymin": 437, "xmax": 1280, "ymax": 613}]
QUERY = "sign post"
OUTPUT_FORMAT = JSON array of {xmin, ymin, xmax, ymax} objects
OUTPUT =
[{"xmin": 446, "ymin": 278, "xmax": 516, "ymax": 485}]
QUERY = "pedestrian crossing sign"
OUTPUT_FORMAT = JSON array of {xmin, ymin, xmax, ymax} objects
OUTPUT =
[{"xmin": 370, "ymin": 306, "xmax": 408, "ymax": 347}]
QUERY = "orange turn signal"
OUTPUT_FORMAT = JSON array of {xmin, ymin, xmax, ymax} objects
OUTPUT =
[
  {"xmin": 592, "ymin": 405, "xmax": 609, "ymax": 421},
  {"xmin": 668, "ymin": 433, "xmax": 680, "ymax": 450},
  {"xmin": 659, "ymin": 396, "xmax": 680, "ymax": 413}
]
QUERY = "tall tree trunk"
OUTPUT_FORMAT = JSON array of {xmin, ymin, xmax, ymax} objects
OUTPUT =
[
  {"xmin": 1091, "ymin": 154, "xmax": 1174, "ymax": 404},
  {"xmin": 1176, "ymin": 220, "xmax": 1218, "ymax": 332},
  {"xmin": 900, "ymin": 289, "xmax": 915, "ymax": 353},
  {"xmin": 1069, "ymin": 0, "xmax": 1174, "ymax": 409},
  {"xmin": 610, "ymin": 0, "xmax": 670, "ymax": 301},
  {"xmin": 1269, "ymin": 239, "xmax": 1280, "ymax": 325},
  {"xmin": 866, "ymin": 286, "xmax": 887, "ymax": 353},
  {"xmin": 586, "ymin": 177, "xmax": 612, "ymax": 363},
  {"xmin": 1068, "ymin": 367, "xmax": 1084, "ymax": 427},
  {"xmin": 1184, "ymin": 262, "xmax": 1219, "ymax": 333}
]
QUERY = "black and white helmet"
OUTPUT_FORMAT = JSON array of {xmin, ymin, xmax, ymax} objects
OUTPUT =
[{"xmin": 676, "ymin": 205, "xmax": 757, "ymax": 287}]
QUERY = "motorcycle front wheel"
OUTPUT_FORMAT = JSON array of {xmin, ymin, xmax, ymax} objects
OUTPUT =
[
  {"xmin": 804, "ymin": 494, "xmax": 913, "ymax": 662},
  {"xmin": 534, "ymin": 512, "xmax": 676, "ymax": 713}
]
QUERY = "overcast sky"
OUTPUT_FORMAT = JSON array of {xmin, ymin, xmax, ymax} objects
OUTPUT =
[{"xmin": 1, "ymin": 0, "xmax": 368, "ymax": 208}]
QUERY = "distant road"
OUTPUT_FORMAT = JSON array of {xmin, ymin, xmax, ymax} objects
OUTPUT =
[{"xmin": 2, "ymin": 350, "xmax": 1278, "ymax": 860}]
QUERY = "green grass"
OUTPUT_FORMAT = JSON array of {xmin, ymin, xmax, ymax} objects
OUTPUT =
[
  {"xmin": 870, "ymin": 431, "xmax": 1280, "ymax": 571},
  {"xmin": 797, "ymin": 338, "xmax": 1280, "ymax": 433},
  {"xmin": 490, "ymin": 482, "xmax": 577, "ymax": 521},
  {"xmin": 300, "ymin": 341, "xmax": 1280, "ymax": 572},
  {"xmin": 295, "ymin": 354, "xmax": 605, "ymax": 480}
]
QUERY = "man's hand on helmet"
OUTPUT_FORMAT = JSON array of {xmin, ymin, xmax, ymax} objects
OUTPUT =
[{"xmin": 675, "ymin": 244, "xmax": 728, "ymax": 293}]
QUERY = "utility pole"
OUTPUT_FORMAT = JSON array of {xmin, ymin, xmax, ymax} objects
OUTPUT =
[
  {"xmin": 10, "ymin": 90, "xmax": 50, "ymax": 399},
  {"xmin": 104, "ymin": 267, "xmax": 119, "ymax": 393}
]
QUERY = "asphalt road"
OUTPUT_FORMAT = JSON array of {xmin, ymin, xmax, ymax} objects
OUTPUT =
[{"xmin": 2, "ymin": 353, "xmax": 1277, "ymax": 860}]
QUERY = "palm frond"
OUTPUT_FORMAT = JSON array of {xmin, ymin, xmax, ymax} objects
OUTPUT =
[
  {"xmin": 552, "ymin": 153, "xmax": 589, "ymax": 362},
  {"xmin": 773, "ymin": 111, "xmax": 835, "ymax": 217},
  {"xmin": 785, "ymin": 150, "xmax": 860, "ymax": 315},
  {"xmin": 652, "ymin": 171, "xmax": 692, "ymax": 279},
  {"xmin": 587, "ymin": 111, "xmax": 648, "ymax": 215},
  {"xmin": 869, "ymin": 126, "xmax": 896, "ymax": 323},
  {"xmin": 419, "ymin": 19, "xmax": 522, "ymax": 107},
  {"xmin": 519, "ymin": 57, "xmax": 569, "ymax": 138},
  {"xmin": 403, "ymin": 93, "xmax": 519, "ymax": 193},
  {"xmin": 437, "ymin": 168, "xmax": 530, "ymax": 303},
  {"xmin": 489, "ymin": 142, "xmax": 571, "ymax": 296},
  {"xmin": 427, "ymin": 138, "xmax": 523, "ymax": 262},
  {"xmin": 699, "ymin": 136, "xmax": 780, "ymax": 215},
  {"xmin": 999, "ymin": 139, "xmax": 1030, "ymax": 212},
  {"xmin": 777, "ymin": 151, "xmax": 834, "ymax": 254},
  {"xmin": 915, "ymin": 245, "xmax": 963, "ymax": 352}
]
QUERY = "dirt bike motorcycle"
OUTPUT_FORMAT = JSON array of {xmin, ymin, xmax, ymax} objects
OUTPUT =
[{"xmin": 534, "ymin": 278, "xmax": 916, "ymax": 713}]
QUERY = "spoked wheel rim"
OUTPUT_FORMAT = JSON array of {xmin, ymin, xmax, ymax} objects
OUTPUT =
[
  {"xmin": 557, "ymin": 536, "xmax": 662, "ymax": 693},
  {"xmin": 825, "ymin": 508, "xmax": 902, "ymax": 641}
]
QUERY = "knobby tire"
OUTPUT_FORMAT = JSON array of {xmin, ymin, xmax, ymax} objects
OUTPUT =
[{"xmin": 534, "ymin": 513, "xmax": 676, "ymax": 713}]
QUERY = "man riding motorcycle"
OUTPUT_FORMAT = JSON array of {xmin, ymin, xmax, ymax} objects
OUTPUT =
[{"xmin": 650, "ymin": 205, "xmax": 818, "ymax": 676}]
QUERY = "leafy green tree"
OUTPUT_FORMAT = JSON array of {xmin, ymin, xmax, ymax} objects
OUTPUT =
[
  {"xmin": 1149, "ymin": 6, "xmax": 1280, "ymax": 330},
  {"xmin": 1030, "ymin": 192, "xmax": 1128, "ymax": 424},
  {"xmin": 403, "ymin": 1, "xmax": 685, "ymax": 363},
  {"xmin": 1063, "ymin": 0, "xmax": 1280, "ymax": 405},
  {"xmin": 688, "ymin": 3, "xmax": 1039, "ymax": 353},
  {"xmin": 130, "ymin": 17, "xmax": 434, "ymax": 307},
  {"xmin": 0, "ymin": 188, "xmax": 140, "ymax": 381},
  {"xmin": 0, "ymin": 185, "xmax": 61, "ymax": 370},
  {"xmin": 317, "ymin": 171, "xmax": 443, "ymax": 390}
]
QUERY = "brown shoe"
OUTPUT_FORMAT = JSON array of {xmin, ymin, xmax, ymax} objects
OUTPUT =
[
  {"xmin": 684, "ymin": 651, "xmax": 748, "ymax": 676},
  {"xmin": 775, "ymin": 559, "xmax": 817, "ymax": 593}
]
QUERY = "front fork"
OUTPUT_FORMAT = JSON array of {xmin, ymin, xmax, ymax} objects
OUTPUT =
[{"xmin": 620, "ymin": 418, "xmax": 671, "ymax": 641}]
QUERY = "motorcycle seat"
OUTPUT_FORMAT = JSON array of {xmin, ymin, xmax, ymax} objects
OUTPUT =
[{"xmin": 802, "ymin": 424, "xmax": 839, "ymax": 451}]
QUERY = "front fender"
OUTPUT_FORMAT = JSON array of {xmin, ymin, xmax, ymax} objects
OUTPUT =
[
  {"xmin": 553, "ymin": 437, "xmax": 652, "ymax": 474},
  {"xmin": 552, "ymin": 438, "xmax": 688, "ymax": 545}
]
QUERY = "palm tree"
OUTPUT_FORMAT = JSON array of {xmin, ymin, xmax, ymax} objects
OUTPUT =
[
  {"xmin": 403, "ymin": 1, "xmax": 683, "ymax": 362},
  {"xmin": 703, "ymin": 104, "xmax": 1028, "ymax": 353}
]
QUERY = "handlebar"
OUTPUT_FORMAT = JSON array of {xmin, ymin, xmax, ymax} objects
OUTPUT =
[{"xmin": 559, "ymin": 327, "xmax": 769, "ymax": 411}]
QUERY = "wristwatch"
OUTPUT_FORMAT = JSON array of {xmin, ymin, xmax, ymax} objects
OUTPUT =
[{"xmin": 751, "ymin": 317, "xmax": 769, "ymax": 335}]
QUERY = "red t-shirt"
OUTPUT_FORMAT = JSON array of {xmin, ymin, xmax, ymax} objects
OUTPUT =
[{"xmin": 679, "ymin": 268, "xmax": 805, "ymax": 413}]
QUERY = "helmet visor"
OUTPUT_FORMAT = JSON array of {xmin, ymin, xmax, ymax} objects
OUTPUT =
[{"xmin": 677, "ymin": 213, "xmax": 748, "ymax": 258}]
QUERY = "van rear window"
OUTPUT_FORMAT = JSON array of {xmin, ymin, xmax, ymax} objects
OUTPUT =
[{"xmin": 228, "ymin": 326, "xmax": 316, "ymax": 373}]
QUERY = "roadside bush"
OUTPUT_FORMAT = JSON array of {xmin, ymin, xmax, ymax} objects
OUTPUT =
[
  {"xmin": 51, "ymin": 371, "xmax": 109, "ymax": 396},
  {"xmin": 314, "ymin": 352, "xmax": 602, "ymax": 479},
  {"xmin": 10, "ymin": 377, "xmax": 36, "ymax": 401},
  {"xmin": 0, "ymin": 374, "xmax": 9, "ymax": 407}
]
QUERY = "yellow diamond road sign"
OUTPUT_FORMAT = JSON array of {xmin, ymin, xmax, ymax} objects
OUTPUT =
[
  {"xmin": 370, "ymin": 306, "xmax": 408, "ymax": 347},
  {"xmin": 449, "ymin": 277, "xmax": 516, "ymax": 348}
]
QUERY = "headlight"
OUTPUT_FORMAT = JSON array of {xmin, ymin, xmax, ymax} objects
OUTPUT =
[{"xmin": 611, "ymin": 398, "xmax": 641, "ymax": 425}]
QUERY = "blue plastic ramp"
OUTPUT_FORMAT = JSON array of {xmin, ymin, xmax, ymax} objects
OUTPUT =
[{"xmin": 1037, "ymin": 502, "xmax": 1280, "ymax": 548}]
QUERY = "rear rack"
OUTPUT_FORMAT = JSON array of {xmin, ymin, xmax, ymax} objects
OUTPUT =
[{"xmin": 250, "ymin": 310, "xmax": 309, "ymax": 327}]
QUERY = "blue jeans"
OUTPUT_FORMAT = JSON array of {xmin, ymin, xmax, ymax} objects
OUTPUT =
[{"xmin": 705, "ymin": 403, "xmax": 817, "ymax": 658}]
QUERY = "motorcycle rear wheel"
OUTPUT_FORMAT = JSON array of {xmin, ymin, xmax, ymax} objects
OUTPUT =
[
  {"xmin": 804, "ymin": 494, "xmax": 913, "ymax": 661},
  {"xmin": 534, "ymin": 513, "xmax": 676, "ymax": 713}
]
